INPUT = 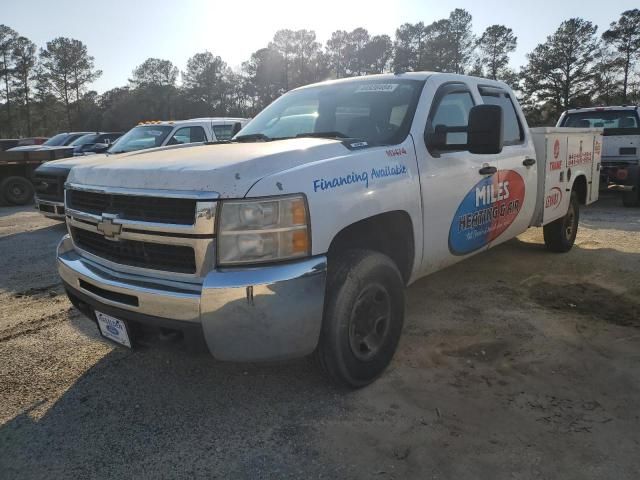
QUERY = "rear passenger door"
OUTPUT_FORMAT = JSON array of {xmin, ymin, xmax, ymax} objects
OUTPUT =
[{"xmin": 477, "ymin": 86, "xmax": 538, "ymax": 247}]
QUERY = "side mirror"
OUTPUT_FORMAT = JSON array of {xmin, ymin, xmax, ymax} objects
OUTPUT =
[
  {"xmin": 468, "ymin": 104, "xmax": 504, "ymax": 154},
  {"xmin": 92, "ymin": 143, "xmax": 109, "ymax": 153}
]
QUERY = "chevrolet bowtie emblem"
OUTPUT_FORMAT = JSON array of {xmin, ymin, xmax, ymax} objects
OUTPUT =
[{"xmin": 97, "ymin": 215, "xmax": 122, "ymax": 239}]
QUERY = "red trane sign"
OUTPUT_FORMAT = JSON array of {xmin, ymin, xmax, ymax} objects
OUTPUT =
[{"xmin": 553, "ymin": 139, "xmax": 560, "ymax": 160}]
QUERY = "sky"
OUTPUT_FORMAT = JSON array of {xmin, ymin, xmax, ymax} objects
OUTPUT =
[{"xmin": 3, "ymin": 0, "xmax": 638, "ymax": 93}]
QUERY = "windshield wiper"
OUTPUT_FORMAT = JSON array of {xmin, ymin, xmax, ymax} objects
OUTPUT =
[
  {"xmin": 234, "ymin": 133, "xmax": 271, "ymax": 142},
  {"xmin": 296, "ymin": 131, "xmax": 348, "ymax": 139}
]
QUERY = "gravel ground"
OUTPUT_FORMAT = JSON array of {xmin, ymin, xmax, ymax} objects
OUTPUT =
[{"xmin": 0, "ymin": 195, "xmax": 639, "ymax": 479}]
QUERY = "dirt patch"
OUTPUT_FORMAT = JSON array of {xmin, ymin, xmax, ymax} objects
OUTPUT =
[
  {"xmin": 529, "ymin": 282, "xmax": 640, "ymax": 328},
  {"xmin": 443, "ymin": 340, "xmax": 511, "ymax": 362},
  {"xmin": 12, "ymin": 284, "xmax": 61, "ymax": 299}
]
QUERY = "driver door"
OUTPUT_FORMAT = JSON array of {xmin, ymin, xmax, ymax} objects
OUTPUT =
[{"xmin": 413, "ymin": 78, "xmax": 499, "ymax": 276}]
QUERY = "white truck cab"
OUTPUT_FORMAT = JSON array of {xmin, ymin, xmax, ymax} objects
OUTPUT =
[
  {"xmin": 33, "ymin": 117, "xmax": 249, "ymax": 219},
  {"xmin": 56, "ymin": 73, "xmax": 601, "ymax": 387},
  {"xmin": 557, "ymin": 106, "xmax": 639, "ymax": 206}
]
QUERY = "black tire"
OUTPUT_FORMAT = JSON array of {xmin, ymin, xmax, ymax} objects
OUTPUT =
[
  {"xmin": 315, "ymin": 249, "xmax": 405, "ymax": 388},
  {"xmin": 622, "ymin": 187, "xmax": 639, "ymax": 207},
  {"xmin": 1, "ymin": 176, "xmax": 34, "ymax": 205},
  {"xmin": 543, "ymin": 191, "xmax": 579, "ymax": 253}
]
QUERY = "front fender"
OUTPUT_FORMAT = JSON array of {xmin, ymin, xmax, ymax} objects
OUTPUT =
[{"xmin": 244, "ymin": 141, "xmax": 424, "ymax": 260}]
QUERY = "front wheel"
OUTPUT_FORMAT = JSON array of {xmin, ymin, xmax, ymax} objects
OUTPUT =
[
  {"xmin": 0, "ymin": 176, "xmax": 35, "ymax": 205},
  {"xmin": 315, "ymin": 250, "xmax": 405, "ymax": 388},
  {"xmin": 543, "ymin": 191, "xmax": 579, "ymax": 253}
]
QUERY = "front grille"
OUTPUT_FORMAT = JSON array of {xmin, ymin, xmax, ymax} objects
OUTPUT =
[
  {"xmin": 71, "ymin": 227, "xmax": 197, "ymax": 274},
  {"xmin": 34, "ymin": 174, "xmax": 65, "ymax": 202},
  {"xmin": 67, "ymin": 189, "xmax": 197, "ymax": 225}
]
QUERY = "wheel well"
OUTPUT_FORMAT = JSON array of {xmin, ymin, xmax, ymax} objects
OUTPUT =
[
  {"xmin": 327, "ymin": 211, "xmax": 415, "ymax": 283},
  {"xmin": 1, "ymin": 164, "xmax": 34, "ymax": 180},
  {"xmin": 572, "ymin": 175, "xmax": 587, "ymax": 204}
]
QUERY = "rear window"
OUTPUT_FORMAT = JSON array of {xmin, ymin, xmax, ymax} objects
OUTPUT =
[
  {"xmin": 70, "ymin": 134, "xmax": 100, "ymax": 146},
  {"xmin": 43, "ymin": 133, "xmax": 69, "ymax": 146},
  {"xmin": 562, "ymin": 111, "xmax": 640, "ymax": 132},
  {"xmin": 213, "ymin": 125, "xmax": 234, "ymax": 141}
]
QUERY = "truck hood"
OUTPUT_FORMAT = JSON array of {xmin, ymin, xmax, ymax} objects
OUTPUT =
[
  {"xmin": 67, "ymin": 138, "xmax": 349, "ymax": 197},
  {"xmin": 40, "ymin": 154, "xmax": 110, "ymax": 171}
]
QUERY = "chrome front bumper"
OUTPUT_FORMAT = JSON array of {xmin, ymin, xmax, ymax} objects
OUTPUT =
[
  {"xmin": 57, "ymin": 235, "xmax": 327, "ymax": 361},
  {"xmin": 35, "ymin": 197, "xmax": 65, "ymax": 219}
]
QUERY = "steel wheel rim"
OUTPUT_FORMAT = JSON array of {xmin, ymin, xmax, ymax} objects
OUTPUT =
[
  {"xmin": 11, "ymin": 184, "xmax": 25, "ymax": 197},
  {"xmin": 348, "ymin": 283, "xmax": 391, "ymax": 361}
]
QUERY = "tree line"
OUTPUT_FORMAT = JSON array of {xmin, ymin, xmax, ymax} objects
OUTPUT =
[{"xmin": 1, "ymin": 8, "xmax": 639, "ymax": 137}]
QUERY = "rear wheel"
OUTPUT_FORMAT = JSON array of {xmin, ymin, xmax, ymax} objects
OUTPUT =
[
  {"xmin": 543, "ymin": 192, "xmax": 579, "ymax": 253},
  {"xmin": 0, "ymin": 176, "xmax": 34, "ymax": 205},
  {"xmin": 315, "ymin": 250, "xmax": 405, "ymax": 388}
]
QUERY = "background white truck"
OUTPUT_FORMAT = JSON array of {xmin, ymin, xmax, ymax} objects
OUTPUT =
[
  {"xmin": 56, "ymin": 73, "xmax": 601, "ymax": 387},
  {"xmin": 33, "ymin": 117, "xmax": 249, "ymax": 219},
  {"xmin": 558, "ymin": 106, "xmax": 639, "ymax": 206}
]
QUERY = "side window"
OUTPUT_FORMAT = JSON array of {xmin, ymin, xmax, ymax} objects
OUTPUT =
[
  {"xmin": 426, "ymin": 87, "xmax": 475, "ymax": 152},
  {"xmin": 479, "ymin": 88, "xmax": 524, "ymax": 145},
  {"xmin": 212, "ymin": 125, "xmax": 234, "ymax": 141},
  {"xmin": 168, "ymin": 126, "xmax": 206, "ymax": 145}
]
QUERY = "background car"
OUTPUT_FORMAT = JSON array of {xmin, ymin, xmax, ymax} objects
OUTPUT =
[
  {"xmin": 7, "ymin": 132, "xmax": 92, "ymax": 152},
  {"xmin": 69, "ymin": 132, "xmax": 123, "ymax": 156}
]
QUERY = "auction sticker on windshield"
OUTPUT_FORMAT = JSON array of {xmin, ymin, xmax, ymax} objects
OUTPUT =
[
  {"xmin": 96, "ymin": 310, "xmax": 132, "ymax": 348},
  {"xmin": 354, "ymin": 84, "xmax": 399, "ymax": 93}
]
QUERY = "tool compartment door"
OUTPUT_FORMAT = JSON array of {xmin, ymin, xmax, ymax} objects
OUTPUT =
[{"xmin": 541, "ymin": 133, "xmax": 571, "ymax": 225}]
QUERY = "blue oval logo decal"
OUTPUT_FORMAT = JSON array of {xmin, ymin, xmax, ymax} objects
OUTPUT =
[
  {"xmin": 449, "ymin": 170, "xmax": 525, "ymax": 256},
  {"xmin": 106, "ymin": 324, "xmax": 119, "ymax": 336}
]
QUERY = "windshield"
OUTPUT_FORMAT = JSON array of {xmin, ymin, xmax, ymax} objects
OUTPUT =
[
  {"xmin": 238, "ymin": 79, "xmax": 425, "ymax": 145},
  {"xmin": 562, "ymin": 111, "xmax": 640, "ymax": 131},
  {"xmin": 43, "ymin": 133, "xmax": 69, "ymax": 146},
  {"xmin": 108, "ymin": 125, "xmax": 173, "ymax": 154},
  {"xmin": 70, "ymin": 134, "xmax": 100, "ymax": 146}
]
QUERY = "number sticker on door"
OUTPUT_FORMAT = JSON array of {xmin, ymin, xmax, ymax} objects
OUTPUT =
[{"xmin": 449, "ymin": 170, "xmax": 525, "ymax": 255}]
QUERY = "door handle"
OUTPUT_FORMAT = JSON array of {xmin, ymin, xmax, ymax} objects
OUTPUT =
[
  {"xmin": 479, "ymin": 165, "xmax": 497, "ymax": 175},
  {"xmin": 523, "ymin": 158, "xmax": 536, "ymax": 167}
]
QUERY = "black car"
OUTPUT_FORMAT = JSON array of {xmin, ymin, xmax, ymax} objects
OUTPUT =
[{"xmin": 70, "ymin": 132, "xmax": 123, "ymax": 156}]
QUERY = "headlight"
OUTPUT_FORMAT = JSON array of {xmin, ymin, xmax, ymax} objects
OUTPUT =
[{"xmin": 217, "ymin": 194, "xmax": 310, "ymax": 266}]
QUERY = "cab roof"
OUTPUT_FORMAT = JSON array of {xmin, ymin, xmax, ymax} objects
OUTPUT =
[
  {"xmin": 294, "ymin": 72, "xmax": 510, "ymax": 91},
  {"xmin": 566, "ymin": 106, "xmax": 639, "ymax": 113},
  {"xmin": 136, "ymin": 117, "xmax": 249, "ymax": 126}
]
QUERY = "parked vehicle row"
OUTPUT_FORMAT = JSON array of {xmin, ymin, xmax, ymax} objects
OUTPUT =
[
  {"xmin": 54, "ymin": 72, "xmax": 602, "ymax": 387},
  {"xmin": 0, "ymin": 137, "xmax": 48, "ymax": 151},
  {"xmin": 8, "ymin": 132, "xmax": 93, "ymax": 151},
  {"xmin": 33, "ymin": 118, "xmax": 248, "ymax": 218},
  {"xmin": 0, "ymin": 118, "xmax": 247, "ymax": 209}
]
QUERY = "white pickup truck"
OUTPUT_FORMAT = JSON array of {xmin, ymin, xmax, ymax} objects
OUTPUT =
[
  {"xmin": 557, "ymin": 106, "xmax": 639, "ymax": 206},
  {"xmin": 56, "ymin": 73, "xmax": 601, "ymax": 387},
  {"xmin": 33, "ymin": 117, "xmax": 249, "ymax": 219}
]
